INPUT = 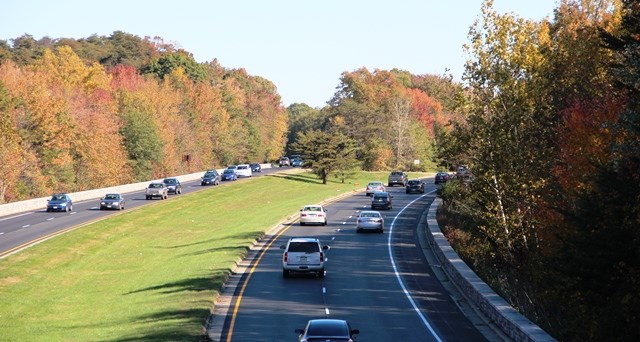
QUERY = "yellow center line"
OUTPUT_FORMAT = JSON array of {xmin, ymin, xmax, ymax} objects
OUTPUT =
[{"xmin": 225, "ymin": 220, "xmax": 295, "ymax": 342}]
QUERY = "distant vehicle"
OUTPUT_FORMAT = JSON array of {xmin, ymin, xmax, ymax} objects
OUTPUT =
[
  {"xmin": 371, "ymin": 191, "xmax": 393, "ymax": 210},
  {"xmin": 289, "ymin": 154, "xmax": 301, "ymax": 161},
  {"xmin": 356, "ymin": 210, "xmax": 384, "ymax": 233},
  {"xmin": 146, "ymin": 182, "xmax": 168, "ymax": 200},
  {"xmin": 46, "ymin": 194, "xmax": 73, "ymax": 212},
  {"xmin": 162, "ymin": 177, "xmax": 182, "ymax": 194},
  {"xmin": 250, "ymin": 163, "xmax": 262, "ymax": 172},
  {"xmin": 295, "ymin": 319, "xmax": 359, "ymax": 342},
  {"xmin": 456, "ymin": 165, "xmax": 469, "ymax": 177},
  {"xmin": 406, "ymin": 179, "xmax": 425, "ymax": 194},
  {"xmin": 291, "ymin": 158, "xmax": 303, "ymax": 167},
  {"xmin": 100, "ymin": 193, "xmax": 125, "ymax": 210},
  {"xmin": 435, "ymin": 172, "xmax": 449, "ymax": 184},
  {"xmin": 201, "ymin": 170, "xmax": 220, "ymax": 186},
  {"xmin": 236, "ymin": 164, "xmax": 252, "ymax": 177},
  {"xmin": 221, "ymin": 168, "xmax": 238, "ymax": 181},
  {"xmin": 299, "ymin": 205, "xmax": 328, "ymax": 226},
  {"xmin": 226, "ymin": 165, "xmax": 238, "ymax": 171},
  {"xmin": 365, "ymin": 181, "xmax": 385, "ymax": 196},
  {"xmin": 281, "ymin": 237, "xmax": 329, "ymax": 278},
  {"xmin": 279, "ymin": 157, "xmax": 290, "ymax": 167},
  {"xmin": 388, "ymin": 171, "xmax": 408, "ymax": 187}
]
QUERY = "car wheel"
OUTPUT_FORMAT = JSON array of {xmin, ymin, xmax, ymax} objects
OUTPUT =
[
  {"xmin": 379, "ymin": 228, "xmax": 384, "ymax": 233},
  {"xmin": 300, "ymin": 222, "xmax": 305, "ymax": 226},
  {"xmin": 357, "ymin": 228, "xmax": 362, "ymax": 233},
  {"xmin": 322, "ymin": 220, "xmax": 327, "ymax": 226},
  {"xmin": 318, "ymin": 268, "xmax": 325, "ymax": 278},
  {"xmin": 283, "ymin": 269, "xmax": 290, "ymax": 278}
]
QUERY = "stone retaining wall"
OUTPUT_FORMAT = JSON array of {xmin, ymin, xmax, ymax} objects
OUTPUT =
[{"xmin": 426, "ymin": 197, "xmax": 556, "ymax": 342}]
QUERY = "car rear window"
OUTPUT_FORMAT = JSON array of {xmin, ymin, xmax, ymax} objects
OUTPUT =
[
  {"xmin": 408, "ymin": 180, "xmax": 420, "ymax": 185},
  {"xmin": 391, "ymin": 172, "xmax": 403, "ymax": 175},
  {"xmin": 307, "ymin": 322, "xmax": 348, "ymax": 337},
  {"xmin": 288, "ymin": 242, "xmax": 319, "ymax": 253}
]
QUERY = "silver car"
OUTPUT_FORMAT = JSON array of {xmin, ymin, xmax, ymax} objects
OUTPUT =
[
  {"xmin": 281, "ymin": 237, "xmax": 329, "ymax": 278},
  {"xmin": 146, "ymin": 182, "xmax": 168, "ymax": 200},
  {"xmin": 356, "ymin": 210, "xmax": 384, "ymax": 233}
]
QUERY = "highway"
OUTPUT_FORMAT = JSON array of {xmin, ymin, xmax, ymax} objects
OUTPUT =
[
  {"xmin": 1, "ymin": 171, "xmax": 493, "ymax": 341},
  {"xmin": 0, "ymin": 167, "xmax": 283, "ymax": 257},
  {"xmin": 215, "ymin": 182, "xmax": 489, "ymax": 341}
]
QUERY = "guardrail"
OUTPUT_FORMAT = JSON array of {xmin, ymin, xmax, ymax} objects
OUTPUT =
[
  {"xmin": 426, "ymin": 197, "xmax": 556, "ymax": 342},
  {"xmin": 0, "ymin": 164, "xmax": 273, "ymax": 218}
]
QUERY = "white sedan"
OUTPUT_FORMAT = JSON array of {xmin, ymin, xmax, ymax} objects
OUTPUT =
[
  {"xmin": 299, "ymin": 205, "xmax": 328, "ymax": 226},
  {"xmin": 236, "ymin": 164, "xmax": 252, "ymax": 177}
]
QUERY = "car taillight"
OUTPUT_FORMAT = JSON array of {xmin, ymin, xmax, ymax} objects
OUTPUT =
[
  {"xmin": 301, "ymin": 213, "xmax": 307, "ymax": 217},
  {"xmin": 320, "ymin": 252, "xmax": 324, "ymax": 262},
  {"xmin": 374, "ymin": 219, "xmax": 382, "ymax": 223},
  {"xmin": 283, "ymin": 252, "xmax": 288, "ymax": 263}
]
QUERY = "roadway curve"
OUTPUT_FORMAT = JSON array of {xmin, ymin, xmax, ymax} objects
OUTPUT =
[
  {"xmin": 211, "ymin": 182, "xmax": 491, "ymax": 341},
  {"xmin": 0, "ymin": 168, "xmax": 283, "ymax": 258}
]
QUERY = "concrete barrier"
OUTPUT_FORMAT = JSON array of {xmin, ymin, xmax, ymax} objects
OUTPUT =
[
  {"xmin": 0, "ymin": 164, "xmax": 273, "ymax": 218},
  {"xmin": 426, "ymin": 197, "xmax": 556, "ymax": 342}
]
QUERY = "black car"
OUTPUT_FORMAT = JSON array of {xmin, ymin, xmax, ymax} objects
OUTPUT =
[
  {"xmin": 295, "ymin": 319, "xmax": 359, "ymax": 342},
  {"xmin": 99, "ymin": 193, "xmax": 125, "ymax": 210},
  {"xmin": 435, "ymin": 172, "xmax": 449, "ymax": 184},
  {"xmin": 46, "ymin": 193, "xmax": 73, "ymax": 212},
  {"xmin": 201, "ymin": 170, "xmax": 220, "ymax": 186},
  {"xmin": 371, "ymin": 191, "xmax": 393, "ymax": 210},
  {"xmin": 406, "ymin": 179, "xmax": 425, "ymax": 194},
  {"xmin": 250, "ymin": 163, "xmax": 262, "ymax": 172},
  {"xmin": 162, "ymin": 177, "xmax": 182, "ymax": 194}
]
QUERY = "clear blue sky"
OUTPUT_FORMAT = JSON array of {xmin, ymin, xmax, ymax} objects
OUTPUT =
[{"xmin": 1, "ymin": 0, "xmax": 557, "ymax": 108}]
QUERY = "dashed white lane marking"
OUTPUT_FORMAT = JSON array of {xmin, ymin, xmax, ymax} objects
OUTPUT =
[
  {"xmin": 22, "ymin": 225, "xmax": 30, "ymax": 228},
  {"xmin": 331, "ymin": 237, "xmax": 335, "ymax": 241},
  {"xmin": 342, "ymin": 221, "xmax": 347, "ymax": 225},
  {"xmin": 46, "ymin": 218, "xmax": 54, "ymax": 221},
  {"xmin": 70, "ymin": 212, "xmax": 76, "ymax": 215},
  {"xmin": 348, "ymin": 215, "xmax": 353, "ymax": 219},
  {"xmin": 0, "ymin": 232, "xmax": 4, "ymax": 235},
  {"xmin": 323, "ymin": 287, "xmax": 327, "ymax": 294},
  {"xmin": 91, "ymin": 206, "xmax": 98, "ymax": 210},
  {"xmin": 325, "ymin": 307, "xmax": 330, "ymax": 315}
]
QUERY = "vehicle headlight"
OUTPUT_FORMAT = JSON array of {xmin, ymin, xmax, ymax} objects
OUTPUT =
[
  {"xmin": 60, "ymin": 203, "xmax": 67, "ymax": 206},
  {"xmin": 101, "ymin": 201, "xmax": 106, "ymax": 205}
]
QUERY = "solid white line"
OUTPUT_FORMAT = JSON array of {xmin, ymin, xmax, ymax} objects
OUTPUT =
[
  {"xmin": 46, "ymin": 218, "xmax": 54, "ymax": 221},
  {"xmin": 0, "ymin": 232, "xmax": 4, "ymax": 235},
  {"xmin": 388, "ymin": 190, "xmax": 442, "ymax": 342},
  {"xmin": 22, "ymin": 225, "xmax": 30, "ymax": 228}
]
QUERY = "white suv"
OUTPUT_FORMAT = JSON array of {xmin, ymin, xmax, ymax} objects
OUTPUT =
[{"xmin": 281, "ymin": 237, "xmax": 329, "ymax": 278}]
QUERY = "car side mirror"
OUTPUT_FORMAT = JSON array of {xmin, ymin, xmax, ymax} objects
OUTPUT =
[
  {"xmin": 294, "ymin": 328, "xmax": 304, "ymax": 334},
  {"xmin": 351, "ymin": 329, "xmax": 360, "ymax": 335},
  {"xmin": 280, "ymin": 245, "xmax": 286, "ymax": 249},
  {"xmin": 322, "ymin": 245, "xmax": 330, "ymax": 250}
]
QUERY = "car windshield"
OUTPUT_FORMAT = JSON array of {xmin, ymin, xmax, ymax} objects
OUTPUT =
[
  {"xmin": 204, "ymin": 172, "xmax": 216, "ymax": 177},
  {"xmin": 223, "ymin": 169, "xmax": 234, "ymax": 174},
  {"xmin": 163, "ymin": 179, "xmax": 176, "ymax": 184},
  {"xmin": 51, "ymin": 195, "xmax": 65, "ymax": 200},
  {"xmin": 368, "ymin": 182, "xmax": 382, "ymax": 186},
  {"xmin": 288, "ymin": 242, "xmax": 319, "ymax": 253},
  {"xmin": 304, "ymin": 206, "xmax": 321, "ymax": 212},
  {"xmin": 149, "ymin": 183, "xmax": 163, "ymax": 188},
  {"xmin": 391, "ymin": 172, "xmax": 403, "ymax": 176},
  {"xmin": 408, "ymin": 180, "xmax": 420, "ymax": 185},
  {"xmin": 105, "ymin": 194, "xmax": 119, "ymax": 200},
  {"xmin": 373, "ymin": 194, "xmax": 388, "ymax": 199},
  {"xmin": 238, "ymin": 166, "xmax": 248, "ymax": 169}
]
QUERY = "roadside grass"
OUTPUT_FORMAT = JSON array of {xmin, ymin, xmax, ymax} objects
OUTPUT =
[{"xmin": 0, "ymin": 170, "xmax": 430, "ymax": 341}]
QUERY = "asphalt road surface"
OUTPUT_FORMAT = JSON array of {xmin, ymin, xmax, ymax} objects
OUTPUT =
[{"xmin": 217, "ymin": 182, "xmax": 488, "ymax": 342}]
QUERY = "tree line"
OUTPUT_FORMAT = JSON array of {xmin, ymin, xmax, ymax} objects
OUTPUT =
[
  {"xmin": 437, "ymin": 0, "xmax": 639, "ymax": 340},
  {"xmin": 0, "ymin": 32, "xmax": 287, "ymax": 202}
]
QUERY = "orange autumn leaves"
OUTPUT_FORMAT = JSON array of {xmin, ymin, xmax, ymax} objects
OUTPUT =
[{"xmin": 0, "ymin": 46, "xmax": 287, "ymax": 202}]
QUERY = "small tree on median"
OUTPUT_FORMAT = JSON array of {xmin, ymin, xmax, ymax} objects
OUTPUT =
[{"xmin": 291, "ymin": 130, "xmax": 360, "ymax": 184}]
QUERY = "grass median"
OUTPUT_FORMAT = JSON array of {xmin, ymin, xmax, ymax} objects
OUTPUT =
[{"xmin": 0, "ymin": 170, "xmax": 429, "ymax": 341}]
